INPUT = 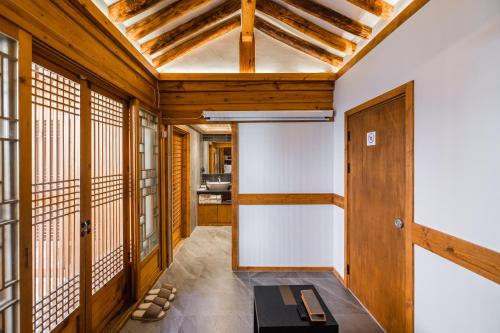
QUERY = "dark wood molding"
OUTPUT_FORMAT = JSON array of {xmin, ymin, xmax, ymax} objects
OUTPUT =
[
  {"xmin": 239, "ymin": 193, "xmax": 335, "ymax": 205},
  {"xmin": 257, "ymin": 0, "xmax": 356, "ymax": 54},
  {"xmin": 255, "ymin": 18, "xmax": 343, "ymax": 67},
  {"xmin": 280, "ymin": 0, "xmax": 371, "ymax": 38},
  {"xmin": 413, "ymin": 223, "xmax": 500, "ymax": 284}
]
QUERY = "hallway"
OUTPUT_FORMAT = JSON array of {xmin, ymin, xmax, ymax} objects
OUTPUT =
[{"xmin": 121, "ymin": 227, "xmax": 382, "ymax": 333}]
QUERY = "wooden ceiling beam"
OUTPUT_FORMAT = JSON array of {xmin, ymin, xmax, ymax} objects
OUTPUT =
[
  {"xmin": 141, "ymin": 0, "xmax": 240, "ymax": 55},
  {"xmin": 255, "ymin": 17, "xmax": 342, "ymax": 67},
  {"xmin": 109, "ymin": 0, "xmax": 161, "ymax": 22},
  {"xmin": 153, "ymin": 15, "xmax": 241, "ymax": 68},
  {"xmin": 347, "ymin": 0, "xmax": 393, "ymax": 19},
  {"xmin": 241, "ymin": 0, "xmax": 257, "ymax": 42},
  {"xmin": 280, "ymin": 0, "xmax": 371, "ymax": 39},
  {"xmin": 257, "ymin": 0, "xmax": 356, "ymax": 54},
  {"xmin": 126, "ymin": 0, "xmax": 211, "ymax": 40}
]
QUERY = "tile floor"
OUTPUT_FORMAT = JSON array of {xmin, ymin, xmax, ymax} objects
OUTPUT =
[{"xmin": 121, "ymin": 226, "xmax": 382, "ymax": 333}]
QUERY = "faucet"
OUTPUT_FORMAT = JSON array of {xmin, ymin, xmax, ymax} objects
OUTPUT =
[{"xmin": 218, "ymin": 177, "xmax": 221, "ymax": 182}]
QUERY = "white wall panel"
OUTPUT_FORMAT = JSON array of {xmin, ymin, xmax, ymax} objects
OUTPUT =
[
  {"xmin": 239, "ymin": 123, "xmax": 334, "ymax": 194},
  {"xmin": 239, "ymin": 205, "xmax": 334, "ymax": 267},
  {"xmin": 414, "ymin": 247, "xmax": 500, "ymax": 333},
  {"xmin": 332, "ymin": 0, "xmax": 500, "ymax": 331},
  {"xmin": 332, "ymin": 206, "xmax": 344, "ymax": 278}
]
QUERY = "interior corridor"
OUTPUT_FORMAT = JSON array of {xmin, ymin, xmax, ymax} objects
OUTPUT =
[{"xmin": 121, "ymin": 227, "xmax": 382, "ymax": 333}]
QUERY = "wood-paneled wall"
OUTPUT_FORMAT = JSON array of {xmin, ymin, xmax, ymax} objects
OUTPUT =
[
  {"xmin": 159, "ymin": 74, "xmax": 334, "ymax": 123},
  {"xmin": 0, "ymin": 0, "xmax": 158, "ymax": 107}
]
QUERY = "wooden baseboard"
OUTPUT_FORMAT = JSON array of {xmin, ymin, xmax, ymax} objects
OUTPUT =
[
  {"xmin": 237, "ymin": 266, "xmax": 334, "ymax": 272},
  {"xmin": 413, "ymin": 223, "xmax": 500, "ymax": 284},
  {"xmin": 332, "ymin": 267, "xmax": 346, "ymax": 287}
]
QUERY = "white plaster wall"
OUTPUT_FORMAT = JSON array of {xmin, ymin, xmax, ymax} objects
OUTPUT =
[
  {"xmin": 332, "ymin": 0, "xmax": 500, "ymax": 331},
  {"xmin": 239, "ymin": 123, "xmax": 334, "ymax": 194},
  {"xmin": 239, "ymin": 205, "xmax": 334, "ymax": 266},
  {"xmin": 238, "ymin": 123, "xmax": 334, "ymax": 267},
  {"xmin": 332, "ymin": 206, "xmax": 344, "ymax": 278},
  {"xmin": 414, "ymin": 247, "xmax": 500, "ymax": 332}
]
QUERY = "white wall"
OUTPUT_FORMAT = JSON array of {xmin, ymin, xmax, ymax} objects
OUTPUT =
[
  {"xmin": 238, "ymin": 123, "xmax": 334, "ymax": 267},
  {"xmin": 333, "ymin": 0, "xmax": 500, "ymax": 331}
]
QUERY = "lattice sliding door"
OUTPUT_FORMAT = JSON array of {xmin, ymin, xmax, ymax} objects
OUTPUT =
[
  {"xmin": 90, "ymin": 91, "xmax": 125, "ymax": 294},
  {"xmin": 31, "ymin": 63, "xmax": 81, "ymax": 332},
  {"xmin": 138, "ymin": 110, "xmax": 159, "ymax": 260},
  {"xmin": 0, "ymin": 32, "xmax": 20, "ymax": 333}
]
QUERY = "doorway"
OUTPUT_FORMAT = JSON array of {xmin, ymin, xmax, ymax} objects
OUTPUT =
[
  {"xmin": 172, "ymin": 127, "xmax": 191, "ymax": 252},
  {"xmin": 345, "ymin": 82, "xmax": 414, "ymax": 333}
]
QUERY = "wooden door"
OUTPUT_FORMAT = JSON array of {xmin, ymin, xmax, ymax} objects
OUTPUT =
[
  {"xmin": 89, "ymin": 88, "xmax": 130, "ymax": 332},
  {"xmin": 347, "ymin": 86, "xmax": 413, "ymax": 333},
  {"xmin": 172, "ymin": 132, "xmax": 183, "ymax": 249}
]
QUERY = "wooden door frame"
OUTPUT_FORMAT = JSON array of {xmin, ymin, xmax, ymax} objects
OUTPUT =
[
  {"xmin": 344, "ymin": 81, "xmax": 414, "ymax": 333},
  {"xmin": 172, "ymin": 126, "xmax": 192, "ymax": 245}
]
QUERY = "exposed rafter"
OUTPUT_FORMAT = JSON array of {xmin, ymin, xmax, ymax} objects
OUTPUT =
[
  {"xmin": 141, "ymin": 0, "xmax": 240, "ymax": 56},
  {"xmin": 255, "ymin": 17, "xmax": 343, "ymax": 67},
  {"xmin": 257, "ymin": 0, "xmax": 356, "ymax": 54},
  {"xmin": 347, "ymin": 0, "xmax": 393, "ymax": 19},
  {"xmin": 153, "ymin": 15, "xmax": 241, "ymax": 68},
  {"xmin": 126, "ymin": 0, "xmax": 211, "ymax": 40},
  {"xmin": 241, "ymin": 0, "xmax": 257, "ymax": 42},
  {"xmin": 280, "ymin": 0, "xmax": 372, "ymax": 38},
  {"xmin": 109, "ymin": 0, "xmax": 161, "ymax": 22}
]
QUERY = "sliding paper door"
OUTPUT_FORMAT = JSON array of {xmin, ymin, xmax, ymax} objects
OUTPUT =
[
  {"xmin": 31, "ymin": 62, "xmax": 81, "ymax": 332},
  {"xmin": 0, "ymin": 31, "xmax": 20, "ymax": 333}
]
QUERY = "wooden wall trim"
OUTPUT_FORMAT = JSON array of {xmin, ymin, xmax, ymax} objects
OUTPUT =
[
  {"xmin": 332, "ymin": 267, "xmax": 346, "ymax": 287},
  {"xmin": 332, "ymin": 194, "xmax": 344, "ymax": 208},
  {"xmin": 0, "ymin": 0, "xmax": 157, "ymax": 106},
  {"xmin": 239, "ymin": 193, "xmax": 335, "ymax": 205},
  {"xmin": 238, "ymin": 266, "xmax": 334, "ymax": 272},
  {"xmin": 413, "ymin": 223, "xmax": 500, "ymax": 284},
  {"xmin": 336, "ymin": 0, "xmax": 430, "ymax": 78}
]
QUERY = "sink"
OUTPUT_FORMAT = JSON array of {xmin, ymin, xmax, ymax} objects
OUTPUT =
[{"xmin": 206, "ymin": 182, "xmax": 231, "ymax": 191}]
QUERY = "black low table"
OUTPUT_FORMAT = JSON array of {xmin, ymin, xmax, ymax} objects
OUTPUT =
[{"xmin": 254, "ymin": 285, "xmax": 339, "ymax": 333}]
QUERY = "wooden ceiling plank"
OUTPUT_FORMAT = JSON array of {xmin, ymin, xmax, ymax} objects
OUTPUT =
[
  {"xmin": 280, "ymin": 0, "xmax": 371, "ymax": 39},
  {"xmin": 109, "ymin": 0, "xmax": 162, "ymax": 22},
  {"xmin": 241, "ymin": 0, "xmax": 257, "ymax": 42},
  {"xmin": 255, "ymin": 17, "xmax": 342, "ymax": 67},
  {"xmin": 347, "ymin": 0, "xmax": 393, "ymax": 19},
  {"xmin": 141, "ymin": 0, "xmax": 240, "ymax": 55},
  {"xmin": 126, "ymin": 0, "xmax": 212, "ymax": 40},
  {"xmin": 257, "ymin": 0, "xmax": 356, "ymax": 54},
  {"xmin": 153, "ymin": 15, "xmax": 241, "ymax": 68}
]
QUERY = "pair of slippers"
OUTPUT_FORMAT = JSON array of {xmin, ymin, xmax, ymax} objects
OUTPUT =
[{"xmin": 132, "ymin": 284, "xmax": 177, "ymax": 321}]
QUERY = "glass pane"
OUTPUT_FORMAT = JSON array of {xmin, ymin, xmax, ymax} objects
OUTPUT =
[
  {"xmin": 90, "ymin": 91, "xmax": 124, "ymax": 294},
  {"xmin": 31, "ymin": 63, "xmax": 80, "ymax": 332},
  {"xmin": 139, "ymin": 110, "xmax": 158, "ymax": 259},
  {"xmin": 0, "ymin": 32, "xmax": 19, "ymax": 333}
]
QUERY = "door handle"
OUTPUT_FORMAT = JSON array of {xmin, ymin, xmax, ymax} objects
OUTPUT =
[{"xmin": 394, "ymin": 218, "xmax": 404, "ymax": 229}]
